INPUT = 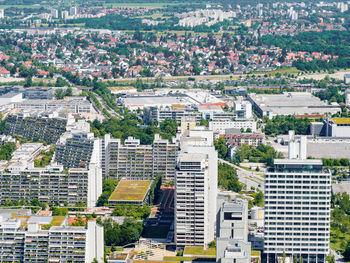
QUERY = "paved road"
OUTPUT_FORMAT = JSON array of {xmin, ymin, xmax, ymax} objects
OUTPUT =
[
  {"xmin": 219, "ymin": 158, "xmax": 264, "ymax": 192},
  {"xmin": 93, "ymin": 93, "xmax": 121, "ymax": 118}
]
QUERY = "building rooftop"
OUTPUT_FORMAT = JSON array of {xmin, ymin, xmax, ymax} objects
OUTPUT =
[
  {"xmin": 249, "ymin": 92, "xmax": 340, "ymax": 116},
  {"xmin": 330, "ymin": 117, "xmax": 350, "ymax": 125},
  {"xmin": 273, "ymin": 159, "xmax": 322, "ymax": 165},
  {"xmin": 108, "ymin": 180, "xmax": 152, "ymax": 202}
]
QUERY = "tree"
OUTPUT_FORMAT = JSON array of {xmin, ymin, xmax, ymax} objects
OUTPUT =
[
  {"xmin": 282, "ymin": 250, "xmax": 286, "ymax": 263},
  {"xmin": 91, "ymin": 259, "xmax": 98, "ymax": 263},
  {"xmin": 299, "ymin": 255, "xmax": 303, "ymax": 263},
  {"xmin": 214, "ymin": 138, "xmax": 228, "ymax": 159},
  {"xmin": 293, "ymin": 255, "xmax": 298, "ymax": 263},
  {"xmin": 65, "ymin": 87, "xmax": 73, "ymax": 97},
  {"xmin": 326, "ymin": 255, "xmax": 335, "ymax": 263},
  {"xmin": 54, "ymin": 89, "xmax": 65, "ymax": 99},
  {"xmin": 24, "ymin": 75, "xmax": 32, "ymax": 87},
  {"xmin": 343, "ymin": 241, "xmax": 350, "ymax": 261}
]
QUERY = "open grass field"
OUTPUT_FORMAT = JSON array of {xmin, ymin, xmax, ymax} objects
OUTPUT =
[
  {"xmin": 184, "ymin": 246, "xmax": 216, "ymax": 256},
  {"xmin": 109, "ymin": 179, "xmax": 152, "ymax": 201},
  {"xmin": 252, "ymin": 66, "xmax": 301, "ymax": 76}
]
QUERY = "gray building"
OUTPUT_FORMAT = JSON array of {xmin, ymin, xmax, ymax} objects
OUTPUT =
[{"xmin": 216, "ymin": 197, "xmax": 251, "ymax": 263}]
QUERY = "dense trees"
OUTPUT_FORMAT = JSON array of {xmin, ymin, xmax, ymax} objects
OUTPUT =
[
  {"xmin": 101, "ymin": 218, "xmax": 143, "ymax": 247},
  {"xmin": 264, "ymin": 116, "xmax": 311, "ymax": 136},
  {"xmin": 214, "ymin": 138, "xmax": 228, "ymax": 159},
  {"xmin": 0, "ymin": 142, "xmax": 16, "ymax": 161},
  {"xmin": 235, "ymin": 144, "xmax": 283, "ymax": 166},
  {"xmin": 90, "ymin": 117, "xmax": 178, "ymax": 145},
  {"xmin": 96, "ymin": 179, "xmax": 119, "ymax": 207},
  {"xmin": 112, "ymin": 205, "xmax": 151, "ymax": 220},
  {"xmin": 218, "ymin": 163, "xmax": 242, "ymax": 192},
  {"xmin": 330, "ymin": 193, "xmax": 350, "ymax": 256}
]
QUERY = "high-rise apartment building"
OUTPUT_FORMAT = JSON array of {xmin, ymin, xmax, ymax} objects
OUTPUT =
[
  {"xmin": 0, "ymin": 142, "xmax": 102, "ymax": 207},
  {"xmin": 174, "ymin": 126, "xmax": 217, "ymax": 247},
  {"xmin": 216, "ymin": 197, "xmax": 251, "ymax": 263},
  {"xmin": 70, "ymin": 6, "xmax": 78, "ymax": 17},
  {"xmin": 102, "ymin": 134, "xmax": 177, "ymax": 180},
  {"xmin": 264, "ymin": 131, "xmax": 331, "ymax": 263},
  {"xmin": 0, "ymin": 210, "xmax": 103, "ymax": 262}
]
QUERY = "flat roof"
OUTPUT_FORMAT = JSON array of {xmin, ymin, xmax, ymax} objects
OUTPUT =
[
  {"xmin": 330, "ymin": 118, "xmax": 350, "ymax": 125},
  {"xmin": 108, "ymin": 180, "xmax": 152, "ymax": 202},
  {"xmin": 273, "ymin": 159, "xmax": 323, "ymax": 165},
  {"xmin": 249, "ymin": 92, "xmax": 340, "ymax": 115},
  {"xmin": 332, "ymin": 183, "xmax": 350, "ymax": 195}
]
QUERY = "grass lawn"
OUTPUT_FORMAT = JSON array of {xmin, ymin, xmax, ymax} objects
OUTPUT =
[
  {"xmin": 253, "ymin": 67, "xmax": 301, "ymax": 76},
  {"xmin": 142, "ymin": 225, "xmax": 170, "ymax": 238},
  {"xmin": 163, "ymin": 256, "xmax": 195, "ymax": 261},
  {"xmin": 51, "ymin": 216, "xmax": 66, "ymax": 226},
  {"xmin": 184, "ymin": 246, "xmax": 216, "ymax": 256},
  {"xmin": 109, "ymin": 179, "xmax": 152, "ymax": 202}
]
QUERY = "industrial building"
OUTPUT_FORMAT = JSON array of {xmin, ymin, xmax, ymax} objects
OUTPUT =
[
  {"xmin": 143, "ymin": 105, "xmax": 236, "ymax": 124},
  {"xmin": 0, "ymin": 209, "xmax": 104, "ymax": 262},
  {"xmin": 216, "ymin": 197, "xmax": 251, "ymax": 263},
  {"xmin": 264, "ymin": 131, "xmax": 331, "ymax": 263},
  {"xmin": 174, "ymin": 126, "xmax": 217, "ymax": 247},
  {"xmin": 248, "ymin": 92, "xmax": 341, "ymax": 119},
  {"xmin": 14, "ymin": 96, "xmax": 93, "ymax": 114},
  {"xmin": 310, "ymin": 118, "xmax": 350, "ymax": 137}
]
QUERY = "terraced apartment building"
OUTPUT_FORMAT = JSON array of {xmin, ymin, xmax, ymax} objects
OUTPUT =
[
  {"xmin": 4, "ymin": 114, "xmax": 67, "ymax": 144},
  {"xmin": 103, "ymin": 134, "xmax": 178, "ymax": 180},
  {"xmin": 0, "ymin": 164, "xmax": 101, "ymax": 207}
]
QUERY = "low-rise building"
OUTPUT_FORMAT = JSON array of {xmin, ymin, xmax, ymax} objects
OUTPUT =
[{"xmin": 209, "ymin": 119, "xmax": 257, "ymax": 134}]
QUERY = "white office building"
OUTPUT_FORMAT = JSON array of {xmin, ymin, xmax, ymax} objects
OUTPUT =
[
  {"xmin": 264, "ymin": 131, "xmax": 331, "ymax": 263},
  {"xmin": 209, "ymin": 119, "xmax": 257, "ymax": 134},
  {"xmin": 174, "ymin": 126, "xmax": 218, "ymax": 247},
  {"xmin": 234, "ymin": 98, "xmax": 252, "ymax": 119}
]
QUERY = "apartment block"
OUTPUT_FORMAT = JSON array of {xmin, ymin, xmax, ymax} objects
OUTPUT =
[
  {"xmin": 103, "ymin": 134, "xmax": 178, "ymax": 180},
  {"xmin": 216, "ymin": 197, "xmax": 251, "ymax": 263},
  {"xmin": 0, "ymin": 142, "xmax": 101, "ymax": 207},
  {"xmin": 175, "ymin": 127, "xmax": 217, "ymax": 247},
  {"xmin": 0, "ymin": 165, "xmax": 101, "ymax": 207},
  {"xmin": 0, "ymin": 210, "xmax": 103, "ymax": 262},
  {"xmin": 55, "ymin": 132, "xmax": 97, "ymax": 169},
  {"xmin": 4, "ymin": 114, "xmax": 67, "ymax": 144},
  {"xmin": 264, "ymin": 131, "xmax": 331, "ymax": 263}
]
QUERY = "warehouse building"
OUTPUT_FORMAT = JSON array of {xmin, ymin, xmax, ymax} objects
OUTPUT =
[{"xmin": 248, "ymin": 92, "xmax": 341, "ymax": 119}]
